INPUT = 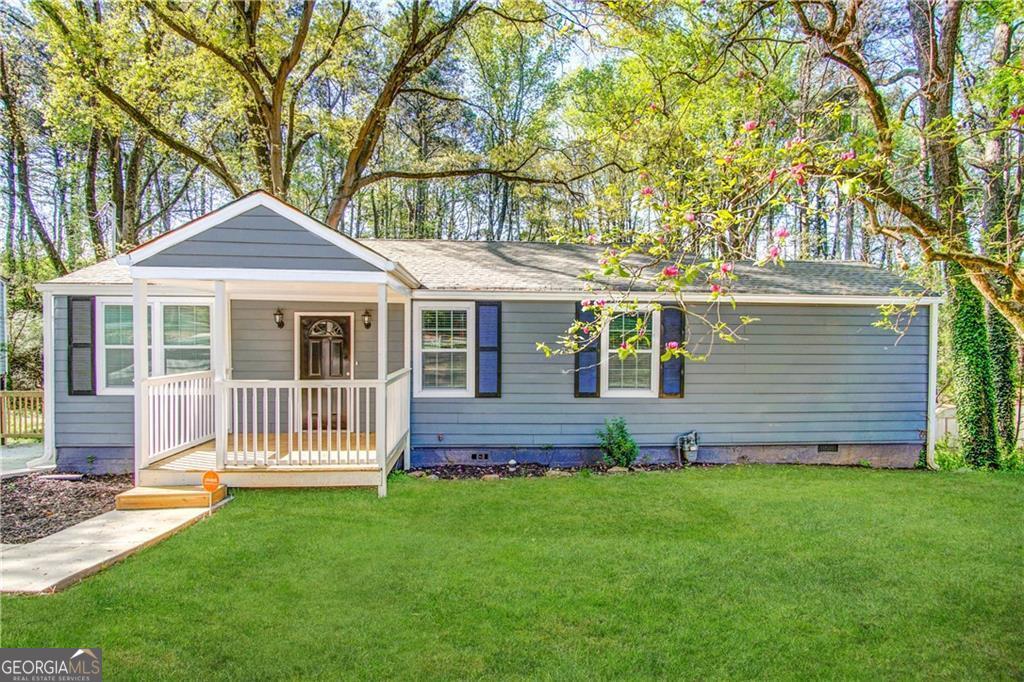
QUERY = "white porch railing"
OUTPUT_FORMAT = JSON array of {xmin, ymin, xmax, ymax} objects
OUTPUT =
[
  {"xmin": 141, "ymin": 370, "xmax": 215, "ymax": 464},
  {"xmin": 385, "ymin": 369, "xmax": 411, "ymax": 460},
  {"xmin": 142, "ymin": 370, "xmax": 411, "ymax": 471},
  {"xmin": 225, "ymin": 379, "xmax": 379, "ymax": 467}
]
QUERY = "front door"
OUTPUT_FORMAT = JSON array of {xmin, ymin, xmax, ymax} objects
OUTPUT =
[{"xmin": 299, "ymin": 316, "xmax": 351, "ymax": 429}]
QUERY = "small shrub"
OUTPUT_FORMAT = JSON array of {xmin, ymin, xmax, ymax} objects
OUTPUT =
[
  {"xmin": 998, "ymin": 447, "xmax": 1024, "ymax": 472},
  {"xmin": 935, "ymin": 438, "xmax": 970, "ymax": 471},
  {"xmin": 596, "ymin": 417, "xmax": 639, "ymax": 468}
]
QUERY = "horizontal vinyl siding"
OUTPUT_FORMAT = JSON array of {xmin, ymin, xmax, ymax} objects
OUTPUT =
[
  {"xmin": 230, "ymin": 300, "xmax": 404, "ymax": 380},
  {"xmin": 52, "ymin": 297, "xmax": 406, "ymax": 448},
  {"xmin": 53, "ymin": 296, "xmax": 134, "ymax": 447},
  {"xmin": 138, "ymin": 207, "xmax": 381, "ymax": 271},
  {"xmin": 230, "ymin": 300, "xmax": 405, "ymax": 431},
  {"xmin": 411, "ymin": 302, "xmax": 928, "ymax": 448}
]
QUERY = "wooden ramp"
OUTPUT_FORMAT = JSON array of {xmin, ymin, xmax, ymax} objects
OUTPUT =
[{"xmin": 115, "ymin": 485, "xmax": 227, "ymax": 511}]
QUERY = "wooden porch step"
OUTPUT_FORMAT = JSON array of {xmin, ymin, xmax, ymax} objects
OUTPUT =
[{"xmin": 115, "ymin": 485, "xmax": 227, "ymax": 511}]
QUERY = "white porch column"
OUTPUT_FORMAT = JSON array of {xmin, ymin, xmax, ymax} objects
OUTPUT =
[
  {"xmin": 213, "ymin": 281, "xmax": 228, "ymax": 470},
  {"xmin": 132, "ymin": 279, "xmax": 149, "ymax": 483},
  {"xmin": 377, "ymin": 283, "xmax": 388, "ymax": 497}
]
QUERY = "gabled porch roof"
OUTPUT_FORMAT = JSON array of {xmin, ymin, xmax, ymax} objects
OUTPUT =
[{"xmin": 114, "ymin": 191, "xmax": 420, "ymax": 290}]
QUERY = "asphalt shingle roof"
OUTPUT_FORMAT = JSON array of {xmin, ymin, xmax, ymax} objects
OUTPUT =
[
  {"xmin": 49, "ymin": 240, "xmax": 923, "ymax": 297},
  {"xmin": 364, "ymin": 240, "xmax": 922, "ymax": 296}
]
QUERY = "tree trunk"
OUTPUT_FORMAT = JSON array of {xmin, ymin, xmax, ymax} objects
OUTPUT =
[
  {"xmin": 85, "ymin": 128, "xmax": 107, "ymax": 258},
  {"xmin": 0, "ymin": 46, "xmax": 67, "ymax": 275},
  {"xmin": 981, "ymin": 21, "xmax": 1017, "ymax": 450},
  {"xmin": 907, "ymin": 0, "xmax": 998, "ymax": 465}
]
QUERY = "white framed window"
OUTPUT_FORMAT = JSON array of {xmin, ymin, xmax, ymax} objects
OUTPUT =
[
  {"xmin": 600, "ymin": 310, "xmax": 660, "ymax": 398},
  {"xmin": 413, "ymin": 302, "xmax": 475, "ymax": 398},
  {"xmin": 95, "ymin": 297, "xmax": 212, "ymax": 395},
  {"xmin": 162, "ymin": 304, "xmax": 211, "ymax": 375}
]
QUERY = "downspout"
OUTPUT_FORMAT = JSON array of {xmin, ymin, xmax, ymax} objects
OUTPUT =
[{"xmin": 926, "ymin": 299, "xmax": 940, "ymax": 470}]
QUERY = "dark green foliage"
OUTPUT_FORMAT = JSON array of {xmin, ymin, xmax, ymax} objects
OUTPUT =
[
  {"xmin": 596, "ymin": 417, "xmax": 639, "ymax": 467},
  {"xmin": 948, "ymin": 263, "xmax": 999, "ymax": 467},
  {"xmin": 987, "ymin": 300, "xmax": 1018, "ymax": 450}
]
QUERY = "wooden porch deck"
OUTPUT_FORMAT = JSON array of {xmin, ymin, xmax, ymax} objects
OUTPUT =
[{"xmin": 139, "ymin": 432, "xmax": 385, "ymax": 488}]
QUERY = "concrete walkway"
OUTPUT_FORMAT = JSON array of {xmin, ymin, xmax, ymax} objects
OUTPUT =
[
  {"xmin": 0, "ymin": 442, "xmax": 49, "ymax": 477},
  {"xmin": 0, "ymin": 503, "xmax": 224, "ymax": 594}
]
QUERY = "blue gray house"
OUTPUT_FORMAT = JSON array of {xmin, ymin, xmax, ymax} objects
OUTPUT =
[{"xmin": 37, "ymin": 192, "xmax": 940, "ymax": 495}]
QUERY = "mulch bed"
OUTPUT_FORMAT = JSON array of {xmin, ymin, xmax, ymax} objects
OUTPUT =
[
  {"xmin": 408, "ymin": 461, "xmax": 695, "ymax": 480},
  {"xmin": 0, "ymin": 473, "xmax": 133, "ymax": 544}
]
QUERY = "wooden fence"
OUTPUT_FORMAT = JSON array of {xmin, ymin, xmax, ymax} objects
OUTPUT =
[{"xmin": 1, "ymin": 390, "xmax": 44, "ymax": 442}]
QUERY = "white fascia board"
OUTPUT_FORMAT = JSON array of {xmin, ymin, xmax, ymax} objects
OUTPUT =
[
  {"xmin": 35, "ymin": 282, "xmax": 210, "ymax": 296},
  {"xmin": 129, "ymin": 266, "xmax": 390, "ymax": 284},
  {"xmin": 409, "ymin": 289, "xmax": 944, "ymax": 305}
]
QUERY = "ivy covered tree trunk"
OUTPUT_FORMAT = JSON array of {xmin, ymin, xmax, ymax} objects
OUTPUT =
[
  {"xmin": 980, "ymin": 22, "xmax": 1018, "ymax": 454},
  {"xmin": 989, "ymin": 304, "xmax": 1017, "ymax": 449},
  {"xmin": 949, "ymin": 264, "xmax": 999, "ymax": 467}
]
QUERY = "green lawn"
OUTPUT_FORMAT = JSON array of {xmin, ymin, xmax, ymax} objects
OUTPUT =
[{"xmin": 2, "ymin": 466, "xmax": 1022, "ymax": 680}]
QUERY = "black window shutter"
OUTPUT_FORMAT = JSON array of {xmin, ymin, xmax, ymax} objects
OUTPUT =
[
  {"xmin": 67, "ymin": 296, "xmax": 96, "ymax": 396},
  {"xmin": 574, "ymin": 301, "xmax": 600, "ymax": 397},
  {"xmin": 659, "ymin": 306, "xmax": 685, "ymax": 398},
  {"xmin": 476, "ymin": 302, "xmax": 501, "ymax": 397}
]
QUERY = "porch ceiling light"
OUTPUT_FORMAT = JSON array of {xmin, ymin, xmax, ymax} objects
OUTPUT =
[
  {"xmin": 273, "ymin": 309, "xmax": 285, "ymax": 329},
  {"xmin": 362, "ymin": 309, "xmax": 372, "ymax": 330}
]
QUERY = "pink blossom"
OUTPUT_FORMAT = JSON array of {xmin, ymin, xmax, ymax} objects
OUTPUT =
[
  {"xmin": 768, "ymin": 168, "xmax": 778, "ymax": 184},
  {"xmin": 649, "ymin": 102, "xmax": 659, "ymax": 111},
  {"xmin": 767, "ymin": 244, "xmax": 781, "ymax": 260},
  {"xmin": 743, "ymin": 120, "xmax": 758, "ymax": 132},
  {"xmin": 768, "ymin": 119, "xmax": 777, "ymax": 128},
  {"xmin": 723, "ymin": 155, "xmax": 734, "ymax": 165},
  {"xmin": 640, "ymin": 186, "xmax": 654, "ymax": 196},
  {"xmin": 840, "ymin": 150, "xmax": 856, "ymax": 161},
  {"xmin": 684, "ymin": 212, "xmax": 697, "ymax": 222},
  {"xmin": 784, "ymin": 136, "xmax": 805, "ymax": 150},
  {"xmin": 582, "ymin": 325, "xmax": 591, "ymax": 334},
  {"xmin": 662, "ymin": 265, "xmax": 679, "ymax": 278},
  {"xmin": 710, "ymin": 283, "xmax": 722, "ymax": 294},
  {"xmin": 790, "ymin": 162, "xmax": 807, "ymax": 187},
  {"xmin": 662, "ymin": 223, "xmax": 673, "ymax": 232},
  {"xmin": 620, "ymin": 341, "xmax": 629, "ymax": 350},
  {"xmin": 598, "ymin": 258, "xmax": 608, "ymax": 266},
  {"xmin": 657, "ymin": 235, "xmax": 665, "ymax": 243},
  {"xmin": 720, "ymin": 262, "xmax": 734, "ymax": 274},
  {"xmin": 596, "ymin": 299, "xmax": 606, "ymax": 307},
  {"xmin": 587, "ymin": 233, "xmax": 599, "ymax": 244},
  {"xmin": 1011, "ymin": 106, "xmax": 1024, "ymax": 121},
  {"xmin": 774, "ymin": 227, "xmax": 790, "ymax": 239},
  {"xmin": 665, "ymin": 341, "xmax": 679, "ymax": 351},
  {"xmin": 581, "ymin": 299, "xmax": 591, "ymax": 307}
]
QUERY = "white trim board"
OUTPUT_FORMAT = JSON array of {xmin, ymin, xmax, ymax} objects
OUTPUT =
[
  {"xmin": 412, "ymin": 301, "xmax": 476, "ymax": 399},
  {"xmin": 129, "ymin": 266, "xmax": 392, "ymax": 284},
  {"xmin": 409, "ymin": 290, "xmax": 943, "ymax": 305},
  {"xmin": 599, "ymin": 309, "xmax": 662, "ymax": 399},
  {"xmin": 116, "ymin": 191, "xmax": 420, "ymax": 288}
]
